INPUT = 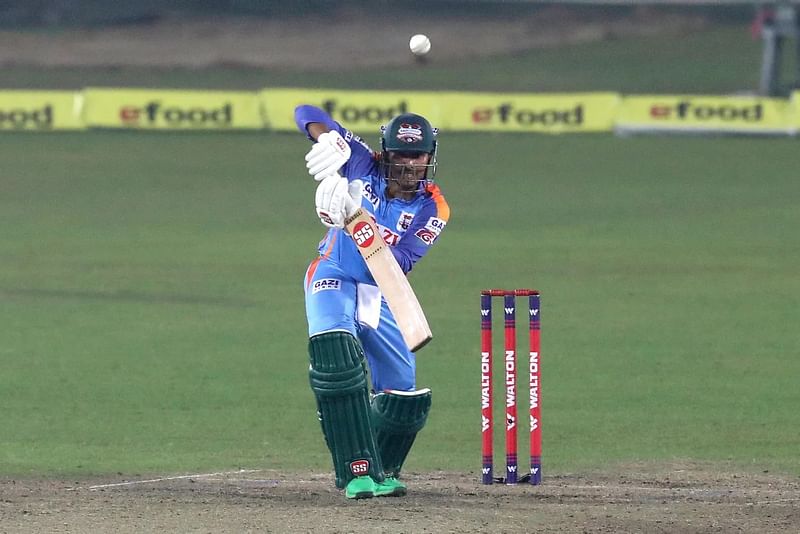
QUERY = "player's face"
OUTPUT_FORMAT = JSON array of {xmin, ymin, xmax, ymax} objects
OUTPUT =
[{"xmin": 386, "ymin": 151, "xmax": 431, "ymax": 192}]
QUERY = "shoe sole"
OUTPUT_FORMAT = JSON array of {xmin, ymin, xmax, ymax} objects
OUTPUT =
[
  {"xmin": 346, "ymin": 490, "xmax": 374, "ymax": 499},
  {"xmin": 375, "ymin": 487, "xmax": 407, "ymax": 497}
]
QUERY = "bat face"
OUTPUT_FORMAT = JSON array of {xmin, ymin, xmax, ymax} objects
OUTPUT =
[{"xmin": 344, "ymin": 208, "xmax": 432, "ymax": 352}]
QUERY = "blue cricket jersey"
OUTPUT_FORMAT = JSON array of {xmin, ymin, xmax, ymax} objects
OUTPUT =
[{"xmin": 295, "ymin": 105, "xmax": 450, "ymax": 285}]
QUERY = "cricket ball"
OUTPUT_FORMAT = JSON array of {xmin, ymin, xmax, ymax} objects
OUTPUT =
[{"xmin": 409, "ymin": 34, "xmax": 431, "ymax": 56}]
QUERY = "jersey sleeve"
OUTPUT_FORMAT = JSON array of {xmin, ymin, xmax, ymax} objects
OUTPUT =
[
  {"xmin": 294, "ymin": 105, "xmax": 376, "ymax": 182},
  {"xmin": 391, "ymin": 184, "xmax": 450, "ymax": 273},
  {"xmin": 294, "ymin": 104, "xmax": 339, "ymax": 139}
]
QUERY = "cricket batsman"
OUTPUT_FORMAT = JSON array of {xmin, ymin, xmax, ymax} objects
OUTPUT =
[{"xmin": 296, "ymin": 104, "xmax": 450, "ymax": 499}]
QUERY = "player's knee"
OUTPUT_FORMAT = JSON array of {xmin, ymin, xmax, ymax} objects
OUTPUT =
[
  {"xmin": 308, "ymin": 317, "xmax": 357, "ymax": 338},
  {"xmin": 371, "ymin": 388, "xmax": 432, "ymax": 434},
  {"xmin": 370, "ymin": 388, "xmax": 432, "ymax": 477},
  {"xmin": 308, "ymin": 331, "xmax": 368, "ymax": 396}
]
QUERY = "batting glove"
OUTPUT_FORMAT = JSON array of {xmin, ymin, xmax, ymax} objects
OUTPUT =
[
  {"xmin": 343, "ymin": 180, "xmax": 363, "ymax": 218},
  {"xmin": 315, "ymin": 174, "xmax": 363, "ymax": 228},
  {"xmin": 305, "ymin": 131, "xmax": 351, "ymax": 181}
]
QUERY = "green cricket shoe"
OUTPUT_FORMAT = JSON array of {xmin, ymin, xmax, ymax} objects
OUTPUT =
[
  {"xmin": 345, "ymin": 476, "xmax": 376, "ymax": 499},
  {"xmin": 374, "ymin": 476, "xmax": 407, "ymax": 497}
]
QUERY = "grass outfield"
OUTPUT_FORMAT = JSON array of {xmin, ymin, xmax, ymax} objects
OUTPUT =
[
  {"xmin": 1, "ymin": 131, "xmax": 799, "ymax": 478},
  {"xmin": 2, "ymin": 23, "xmax": 800, "ymax": 479}
]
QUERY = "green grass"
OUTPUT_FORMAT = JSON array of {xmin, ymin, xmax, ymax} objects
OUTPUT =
[
  {"xmin": 0, "ymin": 25, "xmax": 794, "ymax": 95},
  {"xmin": 1, "ymin": 25, "xmax": 800, "ymax": 478},
  {"xmin": 1, "ymin": 131, "xmax": 799, "ymax": 478}
]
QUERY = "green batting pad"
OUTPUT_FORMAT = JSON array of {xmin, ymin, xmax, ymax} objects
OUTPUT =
[
  {"xmin": 371, "ymin": 388, "xmax": 432, "ymax": 477},
  {"xmin": 308, "ymin": 332, "xmax": 384, "ymax": 488}
]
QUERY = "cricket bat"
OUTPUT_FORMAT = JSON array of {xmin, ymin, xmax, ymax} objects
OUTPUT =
[{"xmin": 344, "ymin": 207, "xmax": 433, "ymax": 352}]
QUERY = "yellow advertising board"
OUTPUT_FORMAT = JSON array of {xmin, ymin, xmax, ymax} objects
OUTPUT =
[
  {"xmin": 261, "ymin": 89, "xmax": 618, "ymax": 134},
  {"xmin": 4, "ymin": 88, "xmax": 797, "ymax": 136},
  {"xmin": 83, "ymin": 88, "xmax": 263, "ymax": 129},
  {"xmin": 260, "ymin": 89, "xmax": 442, "ymax": 133},
  {"xmin": 441, "ymin": 92, "xmax": 619, "ymax": 133},
  {"xmin": 616, "ymin": 95, "xmax": 793, "ymax": 135},
  {"xmin": 790, "ymin": 91, "xmax": 800, "ymax": 131},
  {"xmin": 0, "ymin": 91, "xmax": 84, "ymax": 130}
]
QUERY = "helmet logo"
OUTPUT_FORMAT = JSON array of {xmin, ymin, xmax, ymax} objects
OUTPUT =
[{"xmin": 396, "ymin": 123, "xmax": 423, "ymax": 144}]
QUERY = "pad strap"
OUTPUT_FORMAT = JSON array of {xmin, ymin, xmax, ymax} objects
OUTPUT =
[
  {"xmin": 371, "ymin": 388, "xmax": 432, "ymax": 477},
  {"xmin": 308, "ymin": 331, "xmax": 384, "ymax": 488}
]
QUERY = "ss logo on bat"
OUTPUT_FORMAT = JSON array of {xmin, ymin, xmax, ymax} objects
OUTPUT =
[{"xmin": 352, "ymin": 221, "xmax": 375, "ymax": 248}]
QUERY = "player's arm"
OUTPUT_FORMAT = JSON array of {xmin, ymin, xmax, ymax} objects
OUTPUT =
[
  {"xmin": 391, "ymin": 189, "xmax": 450, "ymax": 273},
  {"xmin": 294, "ymin": 105, "xmax": 374, "ymax": 181},
  {"xmin": 295, "ymin": 104, "xmax": 336, "ymax": 142}
]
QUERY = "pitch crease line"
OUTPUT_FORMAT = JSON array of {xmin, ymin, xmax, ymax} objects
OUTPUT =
[{"xmin": 68, "ymin": 469, "xmax": 263, "ymax": 491}]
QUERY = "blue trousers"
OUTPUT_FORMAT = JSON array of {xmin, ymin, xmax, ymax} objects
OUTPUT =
[{"xmin": 304, "ymin": 258, "xmax": 416, "ymax": 392}]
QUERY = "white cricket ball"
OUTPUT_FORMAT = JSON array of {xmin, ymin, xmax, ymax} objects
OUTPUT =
[{"xmin": 409, "ymin": 34, "xmax": 431, "ymax": 56}]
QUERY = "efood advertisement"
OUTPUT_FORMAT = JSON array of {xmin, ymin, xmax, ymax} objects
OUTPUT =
[
  {"xmin": 259, "ymin": 89, "xmax": 443, "ymax": 133},
  {"xmin": 443, "ymin": 92, "xmax": 620, "ymax": 133},
  {"xmin": 1, "ymin": 88, "xmax": 800, "ymax": 135},
  {"xmin": 259, "ymin": 89, "xmax": 618, "ymax": 134},
  {"xmin": 82, "ymin": 88, "xmax": 263, "ymax": 130},
  {"xmin": 0, "ymin": 91, "xmax": 84, "ymax": 130},
  {"xmin": 615, "ymin": 95, "xmax": 794, "ymax": 135}
]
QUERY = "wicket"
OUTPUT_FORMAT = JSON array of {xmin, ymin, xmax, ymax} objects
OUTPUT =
[{"xmin": 480, "ymin": 289, "xmax": 541, "ymax": 485}]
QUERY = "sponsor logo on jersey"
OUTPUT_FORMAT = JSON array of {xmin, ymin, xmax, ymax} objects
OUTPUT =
[
  {"xmin": 363, "ymin": 183, "xmax": 380, "ymax": 208},
  {"xmin": 312, "ymin": 278, "xmax": 341, "ymax": 294},
  {"xmin": 424, "ymin": 216, "xmax": 446, "ymax": 235},
  {"xmin": 397, "ymin": 212, "xmax": 415, "ymax": 231},
  {"xmin": 343, "ymin": 129, "xmax": 371, "ymax": 152},
  {"xmin": 415, "ymin": 227, "xmax": 437, "ymax": 245},
  {"xmin": 378, "ymin": 224, "xmax": 400, "ymax": 246},
  {"xmin": 350, "ymin": 459, "xmax": 370, "ymax": 476}
]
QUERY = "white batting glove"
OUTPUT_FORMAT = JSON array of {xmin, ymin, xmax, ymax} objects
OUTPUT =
[
  {"xmin": 315, "ymin": 175, "xmax": 363, "ymax": 228},
  {"xmin": 305, "ymin": 131, "xmax": 351, "ymax": 181},
  {"xmin": 343, "ymin": 180, "xmax": 364, "ymax": 218}
]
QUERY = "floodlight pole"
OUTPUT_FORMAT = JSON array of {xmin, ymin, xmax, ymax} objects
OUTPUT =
[{"xmin": 758, "ymin": 4, "xmax": 800, "ymax": 96}]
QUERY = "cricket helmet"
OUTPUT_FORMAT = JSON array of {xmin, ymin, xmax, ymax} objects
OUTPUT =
[{"xmin": 380, "ymin": 113, "xmax": 438, "ymax": 183}]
